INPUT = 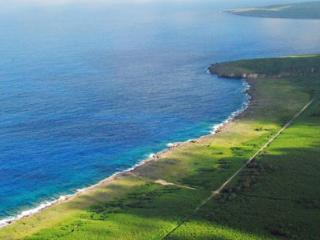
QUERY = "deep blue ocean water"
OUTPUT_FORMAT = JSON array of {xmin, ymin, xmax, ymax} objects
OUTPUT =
[{"xmin": 1, "ymin": 0, "xmax": 320, "ymax": 220}]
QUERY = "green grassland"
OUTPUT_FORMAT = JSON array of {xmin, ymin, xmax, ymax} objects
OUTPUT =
[
  {"xmin": 1, "ymin": 55, "xmax": 320, "ymax": 239},
  {"xmin": 229, "ymin": 1, "xmax": 320, "ymax": 19}
]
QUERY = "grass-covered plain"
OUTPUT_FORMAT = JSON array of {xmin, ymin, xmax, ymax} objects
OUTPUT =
[
  {"xmin": 229, "ymin": 1, "xmax": 320, "ymax": 19},
  {"xmin": 1, "ymin": 55, "xmax": 320, "ymax": 239}
]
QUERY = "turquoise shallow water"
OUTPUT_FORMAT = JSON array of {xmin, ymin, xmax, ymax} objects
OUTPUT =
[{"xmin": 0, "ymin": 0, "xmax": 320, "ymax": 221}]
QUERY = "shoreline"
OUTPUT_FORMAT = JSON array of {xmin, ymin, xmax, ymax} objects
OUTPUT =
[{"xmin": 0, "ymin": 74, "xmax": 251, "ymax": 229}]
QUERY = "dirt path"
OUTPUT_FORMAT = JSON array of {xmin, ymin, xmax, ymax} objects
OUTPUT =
[
  {"xmin": 161, "ymin": 98, "xmax": 315, "ymax": 239},
  {"xmin": 128, "ymin": 172, "xmax": 196, "ymax": 190},
  {"xmin": 154, "ymin": 179, "xmax": 196, "ymax": 190}
]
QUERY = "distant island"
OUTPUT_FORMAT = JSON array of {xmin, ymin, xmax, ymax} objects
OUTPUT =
[{"xmin": 229, "ymin": 1, "xmax": 320, "ymax": 19}]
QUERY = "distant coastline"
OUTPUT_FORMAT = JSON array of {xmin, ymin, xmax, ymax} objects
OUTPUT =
[{"xmin": 227, "ymin": 1, "xmax": 320, "ymax": 19}]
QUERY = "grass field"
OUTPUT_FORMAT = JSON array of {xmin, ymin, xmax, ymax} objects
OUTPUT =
[
  {"xmin": 1, "ymin": 55, "xmax": 320, "ymax": 239},
  {"xmin": 228, "ymin": 1, "xmax": 320, "ymax": 19}
]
